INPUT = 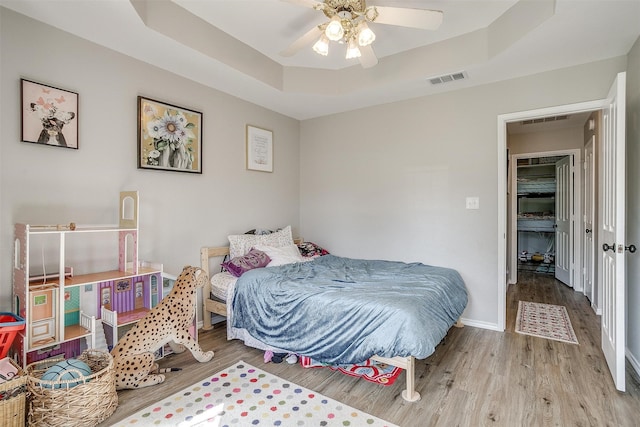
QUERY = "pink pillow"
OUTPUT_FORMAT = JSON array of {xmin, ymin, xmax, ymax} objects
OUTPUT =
[{"xmin": 222, "ymin": 248, "xmax": 271, "ymax": 277}]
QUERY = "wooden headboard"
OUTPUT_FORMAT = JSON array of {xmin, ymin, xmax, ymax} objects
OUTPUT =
[{"xmin": 200, "ymin": 239, "xmax": 302, "ymax": 330}]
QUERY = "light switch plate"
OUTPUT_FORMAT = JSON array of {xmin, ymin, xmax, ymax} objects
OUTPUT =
[{"xmin": 466, "ymin": 197, "xmax": 480, "ymax": 209}]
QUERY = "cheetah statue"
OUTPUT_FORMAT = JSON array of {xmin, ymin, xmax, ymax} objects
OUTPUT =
[{"xmin": 111, "ymin": 265, "xmax": 214, "ymax": 389}]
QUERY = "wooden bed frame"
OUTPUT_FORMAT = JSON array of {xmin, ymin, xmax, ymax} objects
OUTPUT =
[{"xmin": 200, "ymin": 244, "xmax": 463, "ymax": 402}]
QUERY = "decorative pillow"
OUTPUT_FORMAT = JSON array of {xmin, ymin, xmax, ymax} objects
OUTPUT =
[
  {"xmin": 221, "ymin": 248, "xmax": 271, "ymax": 277},
  {"xmin": 297, "ymin": 241, "xmax": 330, "ymax": 258},
  {"xmin": 253, "ymin": 244, "xmax": 305, "ymax": 267},
  {"xmin": 228, "ymin": 225, "xmax": 293, "ymax": 259}
]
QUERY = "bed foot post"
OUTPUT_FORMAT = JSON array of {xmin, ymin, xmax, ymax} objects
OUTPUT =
[
  {"xmin": 202, "ymin": 312, "xmax": 212, "ymax": 331},
  {"xmin": 401, "ymin": 356, "xmax": 421, "ymax": 402},
  {"xmin": 201, "ymin": 247, "xmax": 213, "ymax": 331},
  {"xmin": 402, "ymin": 389, "xmax": 421, "ymax": 402},
  {"xmin": 454, "ymin": 318, "xmax": 464, "ymax": 328}
]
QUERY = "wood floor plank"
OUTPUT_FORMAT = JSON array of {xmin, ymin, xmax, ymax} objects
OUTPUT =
[{"xmin": 99, "ymin": 272, "xmax": 640, "ymax": 426}]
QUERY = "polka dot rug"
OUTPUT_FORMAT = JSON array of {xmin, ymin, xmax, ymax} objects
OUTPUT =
[{"xmin": 113, "ymin": 360, "xmax": 398, "ymax": 426}]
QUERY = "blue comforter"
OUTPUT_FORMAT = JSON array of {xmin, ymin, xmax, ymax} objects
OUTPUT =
[{"xmin": 231, "ymin": 255, "xmax": 468, "ymax": 365}]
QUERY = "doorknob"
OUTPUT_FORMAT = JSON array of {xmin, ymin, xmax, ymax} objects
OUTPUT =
[
  {"xmin": 585, "ymin": 229, "xmax": 592, "ymax": 234},
  {"xmin": 603, "ymin": 243, "xmax": 615, "ymax": 252},
  {"xmin": 626, "ymin": 245, "xmax": 637, "ymax": 253}
]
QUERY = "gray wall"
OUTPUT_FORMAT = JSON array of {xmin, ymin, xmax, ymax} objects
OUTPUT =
[
  {"xmin": 299, "ymin": 57, "xmax": 628, "ymax": 328},
  {"xmin": 625, "ymin": 36, "xmax": 640, "ymax": 373},
  {"xmin": 508, "ymin": 127, "xmax": 585, "ymax": 154},
  {"xmin": 0, "ymin": 9, "xmax": 301, "ymax": 312}
]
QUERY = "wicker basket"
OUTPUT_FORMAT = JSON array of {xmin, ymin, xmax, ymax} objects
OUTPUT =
[
  {"xmin": 0, "ymin": 358, "xmax": 26, "ymax": 427},
  {"xmin": 26, "ymin": 350, "xmax": 118, "ymax": 427}
]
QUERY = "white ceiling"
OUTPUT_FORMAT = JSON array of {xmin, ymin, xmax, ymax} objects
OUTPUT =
[{"xmin": 1, "ymin": 0, "xmax": 639, "ymax": 120}]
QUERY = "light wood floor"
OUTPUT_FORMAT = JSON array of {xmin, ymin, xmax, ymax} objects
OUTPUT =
[{"xmin": 101, "ymin": 272, "xmax": 640, "ymax": 426}]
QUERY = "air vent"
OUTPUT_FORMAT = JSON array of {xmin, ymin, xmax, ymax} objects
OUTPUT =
[
  {"xmin": 522, "ymin": 115, "xmax": 569, "ymax": 125},
  {"xmin": 429, "ymin": 71, "xmax": 467, "ymax": 85}
]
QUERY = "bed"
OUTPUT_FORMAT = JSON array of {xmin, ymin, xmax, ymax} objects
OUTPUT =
[{"xmin": 200, "ymin": 227, "xmax": 467, "ymax": 402}]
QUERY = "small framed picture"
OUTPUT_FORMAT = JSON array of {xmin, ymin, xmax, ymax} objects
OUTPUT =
[
  {"xmin": 246, "ymin": 125, "xmax": 273, "ymax": 172},
  {"xmin": 21, "ymin": 79, "xmax": 79, "ymax": 149},
  {"xmin": 33, "ymin": 294, "xmax": 47, "ymax": 306},
  {"xmin": 101, "ymin": 288, "xmax": 111, "ymax": 306},
  {"xmin": 135, "ymin": 281, "xmax": 143, "ymax": 298},
  {"xmin": 116, "ymin": 279, "xmax": 132, "ymax": 293},
  {"xmin": 137, "ymin": 96, "xmax": 203, "ymax": 173}
]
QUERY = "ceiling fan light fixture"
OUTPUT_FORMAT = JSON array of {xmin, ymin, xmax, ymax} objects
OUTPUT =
[
  {"xmin": 312, "ymin": 35, "xmax": 330, "ymax": 56},
  {"xmin": 325, "ymin": 16, "xmax": 344, "ymax": 41},
  {"xmin": 357, "ymin": 22, "xmax": 375, "ymax": 46},
  {"xmin": 345, "ymin": 38, "xmax": 361, "ymax": 59},
  {"xmin": 363, "ymin": 5, "xmax": 379, "ymax": 22}
]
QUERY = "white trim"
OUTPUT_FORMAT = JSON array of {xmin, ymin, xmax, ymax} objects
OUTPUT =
[
  {"xmin": 461, "ymin": 318, "xmax": 502, "ymax": 331},
  {"xmin": 627, "ymin": 348, "xmax": 640, "ymax": 379},
  {"xmin": 497, "ymin": 100, "xmax": 606, "ymax": 331}
]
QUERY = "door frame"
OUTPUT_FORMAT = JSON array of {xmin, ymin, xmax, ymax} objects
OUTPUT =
[
  {"xmin": 508, "ymin": 149, "xmax": 581, "ymax": 288},
  {"xmin": 497, "ymin": 100, "xmax": 606, "ymax": 331},
  {"xmin": 583, "ymin": 136, "xmax": 597, "ymax": 311}
]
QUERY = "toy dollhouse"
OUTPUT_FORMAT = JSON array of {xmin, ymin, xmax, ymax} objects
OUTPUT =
[{"xmin": 11, "ymin": 191, "xmax": 164, "ymax": 367}]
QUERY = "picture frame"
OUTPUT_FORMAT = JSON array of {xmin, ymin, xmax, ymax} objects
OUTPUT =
[
  {"xmin": 101, "ymin": 287, "xmax": 111, "ymax": 306},
  {"xmin": 33, "ymin": 294, "xmax": 47, "ymax": 306},
  {"xmin": 21, "ymin": 79, "xmax": 79, "ymax": 149},
  {"xmin": 137, "ymin": 96, "xmax": 203, "ymax": 174},
  {"xmin": 246, "ymin": 125, "xmax": 273, "ymax": 172},
  {"xmin": 116, "ymin": 278, "xmax": 132, "ymax": 293},
  {"xmin": 135, "ymin": 281, "xmax": 144, "ymax": 298}
]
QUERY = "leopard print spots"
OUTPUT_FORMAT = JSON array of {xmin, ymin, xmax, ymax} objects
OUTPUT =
[{"xmin": 110, "ymin": 266, "xmax": 213, "ymax": 390}]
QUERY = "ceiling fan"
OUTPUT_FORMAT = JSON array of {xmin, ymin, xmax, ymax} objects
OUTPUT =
[{"xmin": 280, "ymin": 0, "xmax": 444, "ymax": 68}]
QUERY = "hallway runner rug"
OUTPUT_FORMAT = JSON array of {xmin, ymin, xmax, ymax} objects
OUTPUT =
[
  {"xmin": 112, "ymin": 360, "xmax": 398, "ymax": 426},
  {"xmin": 515, "ymin": 301, "xmax": 579, "ymax": 344}
]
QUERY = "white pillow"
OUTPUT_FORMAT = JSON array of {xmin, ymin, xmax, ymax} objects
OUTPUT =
[
  {"xmin": 253, "ymin": 244, "xmax": 305, "ymax": 267},
  {"xmin": 228, "ymin": 226, "xmax": 293, "ymax": 259}
]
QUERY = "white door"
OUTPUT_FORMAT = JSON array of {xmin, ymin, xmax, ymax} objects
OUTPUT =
[
  {"xmin": 600, "ymin": 72, "xmax": 626, "ymax": 392},
  {"xmin": 555, "ymin": 156, "xmax": 573, "ymax": 285},
  {"xmin": 583, "ymin": 137, "xmax": 595, "ymax": 303}
]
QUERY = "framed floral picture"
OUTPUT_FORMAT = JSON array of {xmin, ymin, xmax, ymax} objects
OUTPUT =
[
  {"xmin": 116, "ymin": 278, "xmax": 131, "ymax": 293},
  {"xmin": 21, "ymin": 79, "xmax": 79, "ymax": 149},
  {"xmin": 137, "ymin": 96, "xmax": 203, "ymax": 173}
]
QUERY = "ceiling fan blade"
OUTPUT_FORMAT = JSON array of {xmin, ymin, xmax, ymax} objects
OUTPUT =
[
  {"xmin": 280, "ymin": 26, "xmax": 323, "ymax": 57},
  {"xmin": 358, "ymin": 44, "xmax": 378, "ymax": 69},
  {"xmin": 372, "ymin": 6, "xmax": 443, "ymax": 30},
  {"xmin": 280, "ymin": 0, "xmax": 323, "ymax": 9}
]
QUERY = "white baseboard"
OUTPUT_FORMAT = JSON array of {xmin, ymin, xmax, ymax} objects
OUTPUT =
[
  {"xmin": 626, "ymin": 348, "xmax": 640, "ymax": 379},
  {"xmin": 460, "ymin": 318, "xmax": 503, "ymax": 332}
]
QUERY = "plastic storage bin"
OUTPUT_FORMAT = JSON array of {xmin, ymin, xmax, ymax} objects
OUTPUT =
[{"xmin": 0, "ymin": 314, "xmax": 26, "ymax": 359}]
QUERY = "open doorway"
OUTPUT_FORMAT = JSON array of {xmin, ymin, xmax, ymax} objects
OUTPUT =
[
  {"xmin": 514, "ymin": 154, "xmax": 570, "ymax": 280},
  {"xmin": 497, "ymin": 72, "xmax": 628, "ymax": 391},
  {"xmin": 506, "ymin": 114, "xmax": 590, "ymax": 291},
  {"xmin": 497, "ymin": 99, "xmax": 606, "ymax": 331},
  {"xmin": 508, "ymin": 149, "xmax": 582, "ymax": 289}
]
